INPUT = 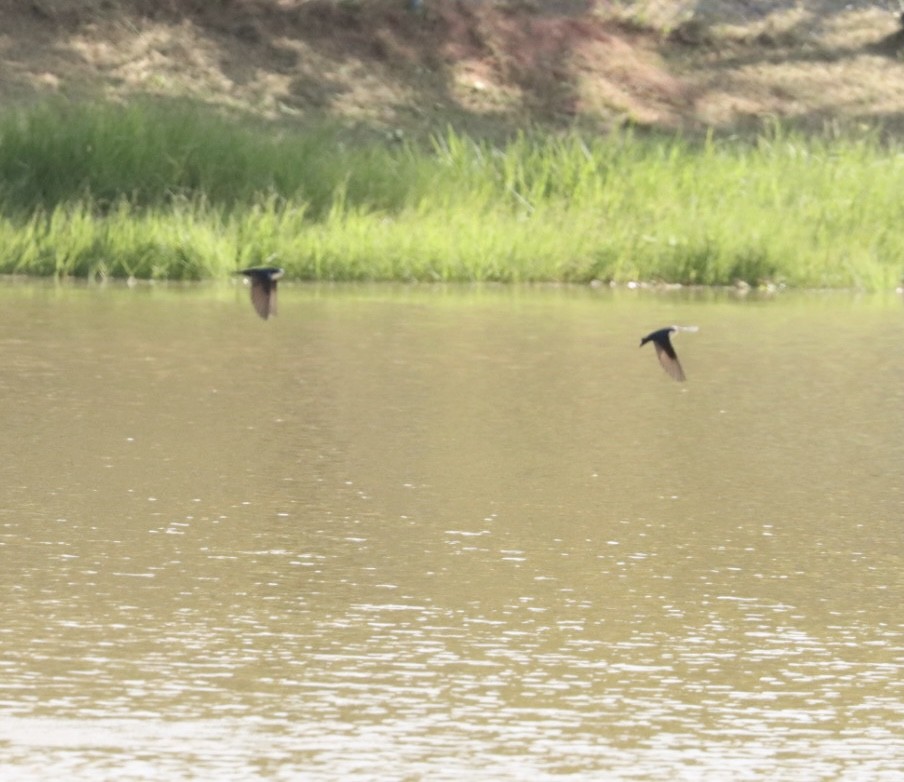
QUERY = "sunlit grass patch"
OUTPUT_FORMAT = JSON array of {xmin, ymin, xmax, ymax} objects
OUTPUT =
[{"xmin": 0, "ymin": 101, "xmax": 903, "ymax": 289}]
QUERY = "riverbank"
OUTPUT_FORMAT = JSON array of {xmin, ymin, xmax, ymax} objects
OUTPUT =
[
  {"xmin": 1, "ymin": 101, "xmax": 902, "ymax": 289},
  {"xmin": 1, "ymin": 2, "xmax": 903, "ymax": 289},
  {"xmin": 4, "ymin": 1, "xmax": 903, "ymax": 138}
]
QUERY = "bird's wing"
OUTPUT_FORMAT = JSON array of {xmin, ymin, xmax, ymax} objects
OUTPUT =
[
  {"xmin": 659, "ymin": 335, "xmax": 678, "ymax": 360},
  {"xmin": 654, "ymin": 343, "xmax": 686, "ymax": 381},
  {"xmin": 249, "ymin": 278, "xmax": 271, "ymax": 319},
  {"xmin": 269, "ymin": 283, "xmax": 278, "ymax": 317}
]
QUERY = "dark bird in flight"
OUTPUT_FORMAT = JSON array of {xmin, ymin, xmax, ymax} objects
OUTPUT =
[
  {"xmin": 640, "ymin": 326, "xmax": 698, "ymax": 382},
  {"xmin": 238, "ymin": 267, "xmax": 284, "ymax": 320}
]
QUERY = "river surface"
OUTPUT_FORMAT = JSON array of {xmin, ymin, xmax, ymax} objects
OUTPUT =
[{"xmin": 0, "ymin": 280, "xmax": 902, "ymax": 780}]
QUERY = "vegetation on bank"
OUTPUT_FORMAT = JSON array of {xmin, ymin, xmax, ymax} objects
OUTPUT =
[{"xmin": 0, "ymin": 101, "xmax": 902, "ymax": 289}]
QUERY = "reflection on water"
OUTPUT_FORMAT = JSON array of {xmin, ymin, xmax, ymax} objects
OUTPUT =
[{"xmin": 0, "ymin": 281, "xmax": 902, "ymax": 780}]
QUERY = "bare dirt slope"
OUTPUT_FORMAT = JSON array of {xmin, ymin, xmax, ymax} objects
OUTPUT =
[{"xmin": 1, "ymin": 0, "xmax": 903, "ymax": 137}]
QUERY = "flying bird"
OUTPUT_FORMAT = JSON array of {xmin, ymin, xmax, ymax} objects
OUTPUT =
[
  {"xmin": 238, "ymin": 267, "xmax": 284, "ymax": 320},
  {"xmin": 640, "ymin": 326, "xmax": 698, "ymax": 382}
]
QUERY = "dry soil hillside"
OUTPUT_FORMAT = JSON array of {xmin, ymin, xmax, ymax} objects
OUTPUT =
[{"xmin": 1, "ymin": 0, "xmax": 903, "ymax": 137}]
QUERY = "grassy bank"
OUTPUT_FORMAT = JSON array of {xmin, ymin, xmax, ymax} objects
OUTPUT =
[{"xmin": 0, "ymin": 101, "xmax": 902, "ymax": 288}]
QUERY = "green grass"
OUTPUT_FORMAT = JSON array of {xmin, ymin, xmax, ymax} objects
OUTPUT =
[{"xmin": 0, "ymin": 100, "xmax": 902, "ymax": 288}]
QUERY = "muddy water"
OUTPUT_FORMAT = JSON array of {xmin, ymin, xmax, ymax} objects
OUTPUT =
[{"xmin": 0, "ymin": 281, "xmax": 902, "ymax": 780}]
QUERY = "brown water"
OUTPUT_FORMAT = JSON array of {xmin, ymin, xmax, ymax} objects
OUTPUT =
[{"xmin": 1, "ymin": 280, "xmax": 902, "ymax": 780}]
